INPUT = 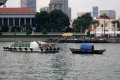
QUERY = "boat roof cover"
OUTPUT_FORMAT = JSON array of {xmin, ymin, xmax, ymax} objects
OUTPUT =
[{"xmin": 80, "ymin": 44, "xmax": 94, "ymax": 50}]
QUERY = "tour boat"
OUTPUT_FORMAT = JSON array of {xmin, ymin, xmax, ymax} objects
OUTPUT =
[
  {"xmin": 70, "ymin": 44, "xmax": 106, "ymax": 54},
  {"xmin": 3, "ymin": 41, "xmax": 60, "ymax": 53}
]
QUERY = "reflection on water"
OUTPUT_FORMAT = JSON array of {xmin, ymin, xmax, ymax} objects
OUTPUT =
[{"xmin": 0, "ymin": 42, "xmax": 120, "ymax": 80}]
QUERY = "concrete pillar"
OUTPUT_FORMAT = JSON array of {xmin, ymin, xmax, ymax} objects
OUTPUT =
[
  {"xmin": 24, "ymin": 18, "xmax": 26, "ymax": 25},
  {"xmin": 2, "ymin": 18, "xmax": 4, "ymax": 25},
  {"xmin": 8, "ymin": 18, "xmax": 9, "ymax": 26},
  {"xmin": 13, "ymin": 18, "xmax": 15, "ymax": 26},
  {"xmin": 19, "ymin": 18, "xmax": 20, "ymax": 26},
  {"xmin": 30, "ymin": 18, "xmax": 32, "ymax": 26}
]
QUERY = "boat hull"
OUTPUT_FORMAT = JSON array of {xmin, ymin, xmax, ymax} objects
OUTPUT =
[
  {"xmin": 70, "ymin": 48, "xmax": 106, "ymax": 54},
  {"xmin": 3, "ymin": 47, "xmax": 59, "ymax": 53}
]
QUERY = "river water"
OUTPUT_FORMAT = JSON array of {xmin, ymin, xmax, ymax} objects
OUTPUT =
[{"xmin": 0, "ymin": 42, "xmax": 120, "ymax": 80}]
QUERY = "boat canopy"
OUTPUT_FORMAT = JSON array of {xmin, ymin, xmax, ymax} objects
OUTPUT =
[{"xmin": 80, "ymin": 44, "xmax": 94, "ymax": 50}]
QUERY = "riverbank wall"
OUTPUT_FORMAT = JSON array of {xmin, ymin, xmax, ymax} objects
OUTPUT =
[
  {"xmin": 1, "ymin": 38, "xmax": 120, "ymax": 43},
  {"xmin": 0, "ymin": 38, "xmax": 49, "ymax": 42}
]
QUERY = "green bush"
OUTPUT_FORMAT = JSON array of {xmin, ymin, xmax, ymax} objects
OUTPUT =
[{"xmin": 42, "ymin": 29, "xmax": 48, "ymax": 34}]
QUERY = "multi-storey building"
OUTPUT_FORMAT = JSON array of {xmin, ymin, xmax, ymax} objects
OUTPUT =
[
  {"xmin": 61, "ymin": 0, "xmax": 68, "ymax": 14},
  {"xmin": 40, "ymin": 7, "xmax": 49, "ymax": 12},
  {"xmin": 0, "ymin": 8, "xmax": 36, "ymax": 29},
  {"xmin": 21, "ymin": 0, "xmax": 36, "ymax": 11},
  {"xmin": 100, "ymin": 10, "xmax": 116, "ymax": 18},
  {"xmin": 68, "ymin": 7, "xmax": 71, "ymax": 20},
  {"xmin": 49, "ymin": 0, "xmax": 71, "ymax": 19},
  {"xmin": 49, "ymin": 0, "xmax": 63, "ymax": 12},
  {"xmin": 92, "ymin": 6, "xmax": 98, "ymax": 18},
  {"xmin": 0, "ymin": 0, "xmax": 7, "ymax": 6}
]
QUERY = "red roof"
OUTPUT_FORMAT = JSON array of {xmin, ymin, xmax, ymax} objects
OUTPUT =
[
  {"xmin": 96, "ymin": 15, "xmax": 116, "ymax": 19},
  {"xmin": 0, "ymin": 8, "xmax": 36, "ymax": 13}
]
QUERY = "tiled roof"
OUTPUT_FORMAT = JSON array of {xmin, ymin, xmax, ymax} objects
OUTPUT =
[
  {"xmin": 0, "ymin": 8, "xmax": 36, "ymax": 13},
  {"xmin": 96, "ymin": 15, "xmax": 116, "ymax": 19}
]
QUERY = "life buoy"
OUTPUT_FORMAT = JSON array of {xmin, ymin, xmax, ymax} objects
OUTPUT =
[
  {"xmin": 25, "ymin": 48, "xmax": 27, "ymax": 51},
  {"xmin": 19, "ymin": 48, "xmax": 22, "ymax": 50},
  {"xmin": 30, "ymin": 48, "xmax": 33, "ymax": 51}
]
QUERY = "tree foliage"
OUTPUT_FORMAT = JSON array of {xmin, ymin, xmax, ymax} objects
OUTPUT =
[
  {"xmin": 79, "ymin": 13, "xmax": 93, "ymax": 26},
  {"xmin": 1, "ymin": 25, "xmax": 9, "ymax": 32},
  {"xmin": 73, "ymin": 18, "xmax": 87, "ymax": 32},
  {"xmin": 99, "ymin": 13, "xmax": 110, "ymax": 37},
  {"xmin": 11, "ymin": 26, "xmax": 21, "ymax": 32},
  {"xmin": 73, "ymin": 13, "xmax": 93, "ymax": 32},
  {"xmin": 49, "ymin": 10, "xmax": 70, "ymax": 32},
  {"xmin": 35, "ymin": 11, "xmax": 49, "ymax": 32},
  {"xmin": 35, "ymin": 10, "xmax": 70, "ymax": 32}
]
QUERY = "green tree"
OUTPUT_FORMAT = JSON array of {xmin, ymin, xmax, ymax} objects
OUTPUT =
[
  {"xmin": 100, "ymin": 14, "xmax": 110, "ymax": 37},
  {"xmin": 49, "ymin": 10, "xmax": 70, "ymax": 32},
  {"xmin": 91, "ymin": 20, "xmax": 100, "ymax": 37},
  {"xmin": 118, "ymin": 22, "xmax": 120, "ymax": 29},
  {"xmin": 11, "ymin": 26, "xmax": 21, "ymax": 32},
  {"xmin": 111, "ymin": 20, "xmax": 119, "ymax": 38},
  {"xmin": 79, "ymin": 13, "xmax": 93, "ymax": 27},
  {"xmin": 11, "ymin": 26, "xmax": 16, "ymax": 32},
  {"xmin": 35, "ymin": 11, "xmax": 49, "ymax": 32},
  {"xmin": 65, "ymin": 27, "xmax": 73, "ymax": 32},
  {"xmin": 73, "ymin": 13, "xmax": 93, "ymax": 33},
  {"xmin": 73, "ymin": 18, "xmax": 87, "ymax": 36},
  {"xmin": 101, "ymin": 24, "xmax": 104, "ymax": 37},
  {"xmin": 1, "ymin": 25, "xmax": 9, "ymax": 32}
]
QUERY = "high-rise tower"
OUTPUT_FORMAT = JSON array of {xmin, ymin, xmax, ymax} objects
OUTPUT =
[
  {"xmin": 0, "ymin": 0, "xmax": 7, "ymax": 6},
  {"xmin": 21, "ymin": 0, "xmax": 36, "ymax": 11},
  {"xmin": 49, "ymin": 0, "xmax": 63, "ymax": 12},
  {"xmin": 92, "ymin": 6, "xmax": 98, "ymax": 18},
  {"xmin": 61, "ymin": 0, "xmax": 68, "ymax": 14}
]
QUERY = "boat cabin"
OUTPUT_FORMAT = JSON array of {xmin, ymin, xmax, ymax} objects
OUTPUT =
[{"xmin": 80, "ymin": 44, "xmax": 94, "ymax": 50}]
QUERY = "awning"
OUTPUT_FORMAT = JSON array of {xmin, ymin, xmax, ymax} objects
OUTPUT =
[{"xmin": 62, "ymin": 33, "xmax": 73, "ymax": 37}]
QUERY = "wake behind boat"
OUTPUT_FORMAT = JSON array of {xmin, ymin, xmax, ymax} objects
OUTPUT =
[
  {"xmin": 70, "ymin": 44, "xmax": 106, "ymax": 54},
  {"xmin": 3, "ymin": 41, "xmax": 60, "ymax": 53}
]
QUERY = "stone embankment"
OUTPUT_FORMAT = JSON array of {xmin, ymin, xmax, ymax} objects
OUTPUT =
[
  {"xmin": 1, "ymin": 38, "xmax": 120, "ymax": 43},
  {"xmin": 0, "ymin": 38, "xmax": 49, "ymax": 42}
]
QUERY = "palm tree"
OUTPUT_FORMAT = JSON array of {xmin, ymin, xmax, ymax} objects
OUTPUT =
[
  {"xmin": 91, "ymin": 20, "xmax": 100, "ymax": 37},
  {"xmin": 101, "ymin": 24, "xmax": 103, "ymax": 37},
  {"xmin": 111, "ymin": 20, "xmax": 119, "ymax": 38},
  {"xmin": 100, "ymin": 14, "xmax": 110, "ymax": 37}
]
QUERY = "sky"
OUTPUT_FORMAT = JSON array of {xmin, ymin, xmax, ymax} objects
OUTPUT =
[{"xmin": 5, "ymin": 0, "xmax": 120, "ymax": 19}]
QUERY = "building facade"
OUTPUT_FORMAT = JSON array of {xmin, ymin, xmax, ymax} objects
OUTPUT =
[
  {"xmin": 0, "ymin": 0, "xmax": 7, "ymax": 6},
  {"xmin": 21, "ymin": 0, "xmax": 36, "ymax": 11},
  {"xmin": 91, "ymin": 15, "xmax": 118, "ymax": 37},
  {"xmin": 61, "ymin": 0, "xmax": 68, "ymax": 14},
  {"xmin": 68, "ymin": 7, "xmax": 71, "ymax": 20},
  {"xmin": 49, "ymin": 0, "xmax": 63, "ymax": 12},
  {"xmin": 40, "ymin": 7, "xmax": 49, "ymax": 12},
  {"xmin": 0, "ymin": 8, "xmax": 36, "ymax": 30},
  {"xmin": 100, "ymin": 10, "xmax": 116, "ymax": 18},
  {"xmin": 92, "ymin": 6, "xmax": 98, "ymax": 18}
]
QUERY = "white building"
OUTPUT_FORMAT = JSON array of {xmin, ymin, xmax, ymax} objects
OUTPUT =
[
  {"xmin": 0, "ymin": 8, "xmax": 36, "ymax": 29},
  {"xmin": 91, "ymin": 15, "xmax": 119, "ymax": 37}
]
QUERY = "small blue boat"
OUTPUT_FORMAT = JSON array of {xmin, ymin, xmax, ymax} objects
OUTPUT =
[{"xmin": 70, "ymin": 44, "xmax": 106, "ymax": 54}]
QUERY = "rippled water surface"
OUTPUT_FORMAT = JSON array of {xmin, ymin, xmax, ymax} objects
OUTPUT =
[{"xmin": 0, "ymin": 42, "xmax": 120, "ymax": 80}]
